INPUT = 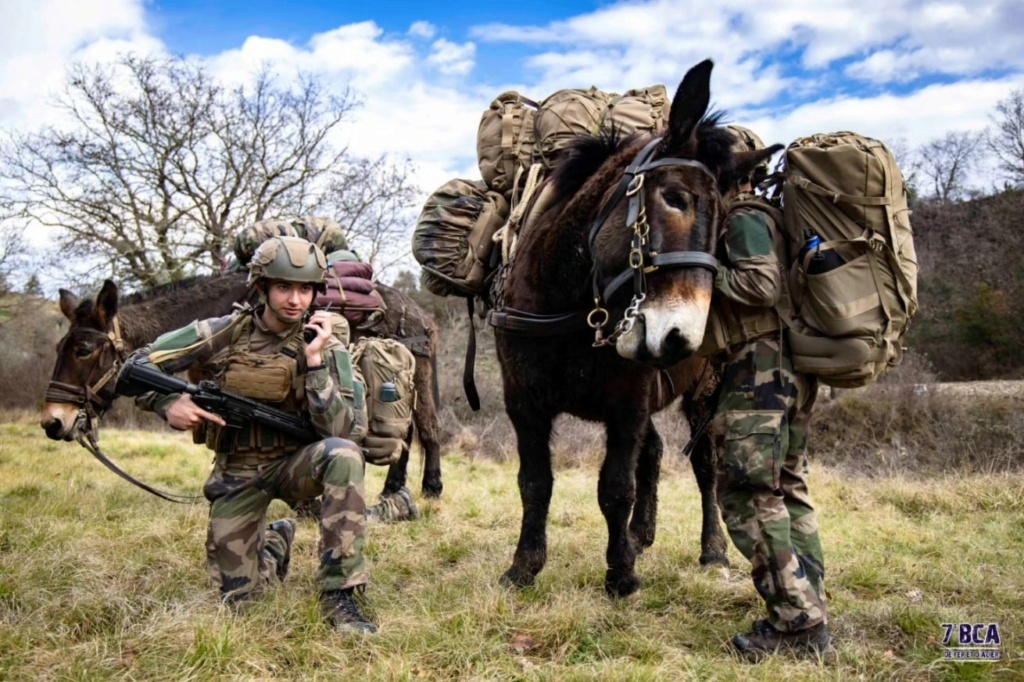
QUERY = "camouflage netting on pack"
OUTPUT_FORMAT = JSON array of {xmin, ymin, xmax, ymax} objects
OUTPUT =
[
  {"xmin": 412, "ymin": 179, "xmax": 509, "ymax": 298},
  {"xmin": 234, "ymin": 217, "xmax": 349, "ymax": 266}
]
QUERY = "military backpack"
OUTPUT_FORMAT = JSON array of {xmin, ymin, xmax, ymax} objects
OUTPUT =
[{"xmin": 770, "ymin": 131, "xmax": 919, "ymax": 387}]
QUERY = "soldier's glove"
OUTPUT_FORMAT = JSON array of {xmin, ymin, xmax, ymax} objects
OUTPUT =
[{"xmin": 361, "ymin": 435, "xmax": 405, "ymax": 466}]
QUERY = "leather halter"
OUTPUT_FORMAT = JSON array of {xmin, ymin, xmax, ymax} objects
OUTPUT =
[
  {"xmin": 489, "ymin": 136, "xmax": 720, "ymax": 339},
  {"xmin": 45, "ymin": 317, "xmax": 128, "ymax": 415}
]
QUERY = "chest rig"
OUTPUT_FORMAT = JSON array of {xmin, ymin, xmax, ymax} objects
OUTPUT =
[{"xmin": 200, "ymin": 316, "xmax": 309, "ymax": 460}]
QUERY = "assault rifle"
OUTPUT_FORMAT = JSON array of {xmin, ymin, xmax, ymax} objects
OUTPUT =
[{"xmin": 116, "ymin": 361, "xmax": 321, "ymax": 450}]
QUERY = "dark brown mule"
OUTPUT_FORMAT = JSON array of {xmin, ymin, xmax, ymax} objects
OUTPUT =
[
  {"xmin": 490, "ymin": 60, "xmax": 781, "ymax": 596},
  {"xmin": 40, "ymin": 273, "xmax": 447, "ymax": 499}
]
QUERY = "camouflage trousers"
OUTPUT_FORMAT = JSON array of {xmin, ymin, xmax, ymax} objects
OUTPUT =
[
  {"xmin": 202, "ymin": 437, "xmax": 368, "ymax": 602},
  {"xmin": 712, "ymin": 335, "xmax": 828, "ymax": 632}
]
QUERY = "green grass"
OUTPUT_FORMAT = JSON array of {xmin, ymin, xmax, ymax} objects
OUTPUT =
[{"xmin": 1, "ymin": 416, "xmax": 1022, "ymax": 681}]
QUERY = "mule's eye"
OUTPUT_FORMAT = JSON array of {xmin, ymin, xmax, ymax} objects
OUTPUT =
[
  {"xmin": 662, "ymin": 189, "xmax": 692, "ymax": 211},
  {"xmin": 75, "ymin": 344, "xmax": 95, "ymax": 359}
]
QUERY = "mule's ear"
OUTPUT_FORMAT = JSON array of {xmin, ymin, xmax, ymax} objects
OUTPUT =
[
  {"xmin": 724, "ymin": 145, "xmax": 784, "ymax": 190},
  {"xmin": 666, "ymin": 59, "xmax": 714, "ymax": 149},
  {"xmin": 58, "ymin": 289, "xmax": 79, "ymax": 321},
  {"xmin": 96, "ymin": 279, "xmax": 118, "ymax": 327}
]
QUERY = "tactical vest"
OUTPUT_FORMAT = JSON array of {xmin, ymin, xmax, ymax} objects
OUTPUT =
[
  {"xmin": 198, "ymin": 316, "xmax": 309, "ymax": 460},
  {"xmin": 700, "ymin": 196, "xmax": 790, "ymax": 356}
]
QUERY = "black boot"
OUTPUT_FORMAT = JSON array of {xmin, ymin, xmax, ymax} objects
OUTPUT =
[
  {"xmin": 266, "ymin": 519, "xmax": 297, "ymax": 580},
  {"xmin": 320, "ymin": 588, "xmax": 377, "ymax": 633},
  {"xmin": 733, "ymin": 620, "xmax": 831, "ymax": 660}
]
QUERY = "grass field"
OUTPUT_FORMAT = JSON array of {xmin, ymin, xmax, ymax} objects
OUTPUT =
[{"xmin": 1, "ymin": 411, "xmax": 1022, "ymax": 681}]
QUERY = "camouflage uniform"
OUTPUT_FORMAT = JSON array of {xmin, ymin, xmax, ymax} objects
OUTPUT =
[
  {"xmin": 132, "ymin": 309, "xmax": 370, "ymax": 602},
  {"xmin": 704, "ymin": 196, "xmax": 829, "ymax": 634}
]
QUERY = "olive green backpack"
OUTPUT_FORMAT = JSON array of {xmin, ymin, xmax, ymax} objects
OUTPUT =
[{"xmin": 351, "ymin": 337, "xmax": 417, "ymax": 465}]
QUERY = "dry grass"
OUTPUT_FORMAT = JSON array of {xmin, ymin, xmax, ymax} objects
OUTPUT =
[{"xmin": 2, "ymin": 413, "xmax": 1023, "ymax": 681}]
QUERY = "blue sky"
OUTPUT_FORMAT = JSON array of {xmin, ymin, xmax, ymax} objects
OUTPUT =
[{"xmin": 2, "ymin": 0, "xmax": 1023, "ymax": 277}]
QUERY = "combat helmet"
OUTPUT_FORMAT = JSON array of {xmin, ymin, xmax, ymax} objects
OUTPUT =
[
  {"xmin": 726, "ymin": 124, "xmax": 770, "ymax": 185},
  {"xmin": 247, "ymin": 235, "xmax": 328, "ymax": 293}
]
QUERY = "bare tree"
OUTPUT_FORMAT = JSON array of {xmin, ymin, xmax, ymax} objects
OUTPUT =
[
  {"xmin": 914, "ymin": 131, "xmax": 984, "ymax": 203},
  {"xmin": 988, "ymin": 87, "xmax": 1024, "ymax": 187},
  {"xmin": 0, "ymin": 54, "xmax": 417, "ymax": 289},
  {"xmin": 321, "ymin": 156, "xmax": 419, "ymax": 272}
]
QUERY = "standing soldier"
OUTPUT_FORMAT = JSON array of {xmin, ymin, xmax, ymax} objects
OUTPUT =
[
  {"xmin": 701, "ymin": 125, "xmax": 831, "ymax": 658},
  {"xmin": 121, "ymin": 236, "xmax": 382, "ymax": 632}
]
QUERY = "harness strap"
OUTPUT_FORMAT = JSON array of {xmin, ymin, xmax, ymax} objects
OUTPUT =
[
  {"xmin": 488, "ymin": 308, "xmax": 592, "ymax": 336},
  {"xmin": 462, "ymin": 297, "xmax": 481, "ymax": 411}
]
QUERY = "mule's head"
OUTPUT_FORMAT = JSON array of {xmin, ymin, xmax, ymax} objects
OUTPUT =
[
  {"xmin": 588, "ymin": 59, "xmax": 780, "ymax": 367},
  {"xmin": 41, "ymin": 280, "xmax": 124, "ymax": 441}
]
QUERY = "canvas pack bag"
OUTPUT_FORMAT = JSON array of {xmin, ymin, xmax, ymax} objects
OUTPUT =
[
  {"xmin": 477, "ymin": 91, "xmax": 539, "ymax": 198},
  {"xmin": 234, "ymin": 216, "xmax": 349, "ymax": 266},
  {"xmin": 475, "ymin": 85, "xmax": 669, "ymax": 201},
  {"xmin": 778, "ymin": 131, "xmax": 919, "ymax": 387},
  {"xmin": 533, "ymin": 85, "xmax": 668, "ymax": 168},
  {"xmin": 412, "ymin": 178, "xmax": 510, "ymax": 297},
  {"xmin": 352, "ymin": 337, "xmax": 416, "ymax": 465}
]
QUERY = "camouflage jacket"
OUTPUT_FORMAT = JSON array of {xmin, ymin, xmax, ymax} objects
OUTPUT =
[
  {"xmin": 130, "ymin": 309, "xmax": 367, "ymax": 444},
  {"xmin": 700, "ymin": 194, "xmax": 789, "ymax": 356}
]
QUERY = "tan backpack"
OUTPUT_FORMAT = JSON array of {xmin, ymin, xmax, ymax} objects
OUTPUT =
[
  {"xmin": 352, "ymin": 337, "xmax": 417, "ymax": 465},
  {"xmin": 777, "ymin": 131, "xmax": 919, "ymax": 387},
  {"xmin": 412, "ymin": 178, "xmax": 510, "ymax": 297},
  {"xmin": 533, "ymin": 85, "xmax": 668, "ymax": 168},
  {"xmin": 475, "ymin": 85, "xmax": 669, "ymax": 201}
]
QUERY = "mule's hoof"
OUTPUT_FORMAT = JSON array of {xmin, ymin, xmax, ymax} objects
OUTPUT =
[
  {"xmin": 500, "ymin": 567, "xmax": 536, "ymax": 590},
  {"xmin": 699, "ymin": 553, "xmax": 730, "ymax": 569},
  {"xmin": 604, "ymin": 571, "xmax": 641, "ymax": 598}
]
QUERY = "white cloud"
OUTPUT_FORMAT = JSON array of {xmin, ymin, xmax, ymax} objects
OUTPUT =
[
  {"xmin": 0, "ymin": 0, "xmax": 155, "ymax": 129},
  {"xmin": 427, "ymin": 39, "xmax": 476, "ymax": 77},
  {"xmin": 408, "ymin": 21, "xmax": 436, "ymax": 39}
]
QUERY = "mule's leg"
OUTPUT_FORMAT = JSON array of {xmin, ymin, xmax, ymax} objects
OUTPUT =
[
  {"xmin": 500, "ymin": 404, "xmax": 554, "ymax": 589},
  {"xmin": 687, "ymin": 417, "xmax": 730, "ymax": 568},
  {"xmin": 381, "ymin": 432, "xmax": 412, "ymax": 496},
  {"xmin": 629, "ymin": 418, "xmax": 662, "ymax": 552},
  {"xmin": 600, "ymin": 409, "xmax": 647, "ymax": 598}
]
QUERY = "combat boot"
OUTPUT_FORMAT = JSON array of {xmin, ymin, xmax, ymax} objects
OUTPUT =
[
  {"xmin": 367, "ymin": 486, "xmax": 420, "ymax": 522},
  {"xmin": 732, "ymin": 620, "xmax": 831, "ymax": 660},
  {"xmin": 320, "ymin": 588, "xmax": 377, "ymax": 633},
  {"xmin": 266, "ymin": 519, "xmax": 297, "ymax": 581}
]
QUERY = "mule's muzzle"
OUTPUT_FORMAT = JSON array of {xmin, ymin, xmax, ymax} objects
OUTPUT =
[
  {"xmin": 657, "ymin": 327, "xmax": 696, "ymax": 367},
  {"xmin": 40, "ymin": 405, "xmax": 82, "ymax": 441},
  {"xmin": 632, "ymin": 330, "xmax": 695, "ymax": 368},
  {"xmin": 41, "ymin": 417, "xmax": 74, "ymax": 441}
]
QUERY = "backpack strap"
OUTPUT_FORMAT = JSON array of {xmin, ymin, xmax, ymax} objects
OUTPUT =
[{"xmin": 787, "ymin": 175, "xmax": 891, "ymax": 206}]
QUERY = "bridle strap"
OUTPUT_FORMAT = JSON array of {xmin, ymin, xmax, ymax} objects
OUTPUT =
[
  {"xmin": 45, "ymin": 317, "xmax": 128, "ymax": 411},
  {"xmin": 601, "ymin": 251, "xmax": 720, "ymax": 304},
  {"xmin": 490, "ymin": 136, "xmax": 720, "ymax": 337}
]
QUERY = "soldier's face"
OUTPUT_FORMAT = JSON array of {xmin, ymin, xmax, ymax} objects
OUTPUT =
[{"xmin": 265, "ymin": 280, "xmax": 315, "ymax": 323}]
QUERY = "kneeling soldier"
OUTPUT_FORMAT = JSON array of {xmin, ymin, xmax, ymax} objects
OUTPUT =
[{"xmin": 122, "ymin": 236, "xmax": 379, "ymax": 632}]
